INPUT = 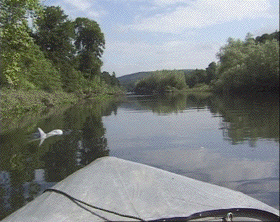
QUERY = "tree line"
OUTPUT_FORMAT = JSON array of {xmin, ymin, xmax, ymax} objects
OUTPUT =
[
  {"xmin": 134, "ymin": 70, "xmax": 186, "ymax": 94},
  {"xmin": 0, "ymin": 0, "xmax": 120, "ymax": 92},
  {"xmin": 213, "ymin": 32, "xmax": 279, "ymax": 93},
  {"xmin": 135, "ymin": 31, "xmax": 279, "ymax": 94}
]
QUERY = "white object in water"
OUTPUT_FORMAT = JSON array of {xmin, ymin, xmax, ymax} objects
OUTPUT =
[
  {"xmin": 2, "ymin": 157, "xmax": 279, "ymax": 221},
  {"xmin": 37, "ymin": 128, "xmax": 63, "ymax": 146}
]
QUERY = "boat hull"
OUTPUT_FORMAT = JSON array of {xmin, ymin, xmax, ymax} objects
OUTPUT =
[{"xmin": 3, "ymin": 157, "xmax": 279, "ymax": 221}]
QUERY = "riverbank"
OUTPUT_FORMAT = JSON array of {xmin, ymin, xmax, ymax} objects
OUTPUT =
[
  {"xmin": 136, "ymin": 84, "xmax": 214, "ymax": 97},
  {"xmin": 1, "ymin": 89, "xmax": 78, "ymax": 117},
  {"xmin": 0, "ymin": 88, "xmax": 124, "ymax": 132},
  {"xmin": 1, "ymin": 88, "xmax": 124, "ymax": 113}
]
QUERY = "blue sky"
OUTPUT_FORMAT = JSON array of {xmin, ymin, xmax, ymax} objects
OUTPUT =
[{"xmin": 42, "ymin": 0, "xmax": 279, "ymax": 77}]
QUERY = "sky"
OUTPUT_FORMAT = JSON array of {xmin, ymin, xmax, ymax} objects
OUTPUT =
[{"xmin": 42, "ymin": 0, "xmax": 279, "ymax": 77}]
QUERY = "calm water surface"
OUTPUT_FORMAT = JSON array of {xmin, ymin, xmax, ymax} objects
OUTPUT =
[{"xmin": 0, "ymin": 93, "xmax": 279, "ymax": 219}]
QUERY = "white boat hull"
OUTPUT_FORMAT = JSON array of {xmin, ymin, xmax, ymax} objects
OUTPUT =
[{"xmin": 3, "ymin": 157, "xmax": 279, "ymax": 221}]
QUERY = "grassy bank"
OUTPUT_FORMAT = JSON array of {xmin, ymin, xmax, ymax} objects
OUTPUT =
[
  {"xmin": 182, "ymin": 84, "xmax": 213, "ymax": 97},
  {"xmin": 162, "ymin": 84, "xmax": 213, "ymax": 97},
  {"xmin": 1, "ymin": 89, "xmax": 79, "ymax": 116},
  {"xmin": 0, "ymin": 88, "xmax": 124, "ymax": 132},
  {"xmin": 1, "ymin": 87, "xmax": 124, "ymax": 113}
]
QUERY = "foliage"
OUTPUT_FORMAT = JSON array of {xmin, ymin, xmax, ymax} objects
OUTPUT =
[
  {"xmin": 74, "ymin": 17, "xmax": 105, "ymax": 78},
  {"xmin": 205, "ymin": 62, "xmax": 217, "ymax": 84},
  {"xmin": 185, "ymin": 69, "xmax": 207, "ymax": 88},
  {"xmin": 32, "ymin": 6, "xmax": 106, "ymax": 92},
  {"xmin": 135, "ymin": 70, "xmax": 186, "ymax": 94},
  {"xmin": 0, "ymin": 0, "xmax": 42, "ymax": 87},
  {"xmin": 22, "ymin": 44, "xmax": 62, "ymax": 90},
  {"xmin": 214, "ymin": 34, "xmax": 279, "ymax": 93},
  {"xmin": 0, "ymin": 2, "xmax": 122, "ymax": 95},
  {"xmin": 32, "ymin": 6, "xmax": 75, "ymax": 64},
  {"xmin": 255, "ymin": 31, "xmax": 279, "ymax": 44},
  {"xmin": 101, "ymin": 71, "xmax": 120, "ymax": 87},
  {"xmin": 0, "ymin": 0, "xmax": 61, "ymax": 90}
]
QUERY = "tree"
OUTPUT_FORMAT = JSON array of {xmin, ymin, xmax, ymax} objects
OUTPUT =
[
  {"xmin": 110, "ymin": 72, "xmax": 120, "ymax": 86},
  {"xmin": 134, "ymin": 70, "xmax": 186, "ymax": 94},
  {"xmin": 0, "ymin": 0, "xmax": 41, "ymax": 87},
  {"xmin": 74, "ymin": 17, "xmax": 105, "ymax": 78},
  {"xmin": 255, "ymin": 31, "xmax": 279, "ymax": 44},
  {"xmin": 215, "ymin": 34, "xmax": 279, "ymax": 93},
  {"xmin": 185, "ymin": 69, "xmax": 206, "ymax": 88},
  {"xmin": 205, "ymin": 62, "xmax": 217, "ymax": 84},
  {"xmin": 0, "ymin": 0, "xmax": 61, "ymax": 90},
  {"xmin": 101, "ymin": 71, "xmax": 112, "ymax": 85},
  {"xmin": 33, "ymin": 6, "xmax": 75, "ymax": 64},
  {"xmin": 32, "ymin": 6, "xmax": 82, "ymax": 91}
]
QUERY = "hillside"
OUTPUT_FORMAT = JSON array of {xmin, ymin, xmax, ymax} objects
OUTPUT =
[
  {"xmin": 118, "ymin": 69, "xmax": 194, "ymax": 91},
  {"xmin": 117, "ymin": 71, "xmax": 153, "ymax": 91}
]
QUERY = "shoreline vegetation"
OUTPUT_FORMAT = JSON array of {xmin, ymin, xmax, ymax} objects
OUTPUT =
[
  {"xmin": 1, "ymin": 88, "xmax": 124, "ymax": 133},
  {"xmin": 0, "ymin": 1, "xmax": 124, "ymax": 118},
  {"xmin": 0, "ymin": 88, "xmax": 124, "ymax": 121},
  {"xmin": 0, "ymin": 1, "xmax": 279, "ymax": 119},
  {"xmin": 133, "ymin": 32, "xmax": 279, "ymax": 95}
]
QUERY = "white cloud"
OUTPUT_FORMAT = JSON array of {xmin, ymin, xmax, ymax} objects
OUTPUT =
[
  {"xmin": 153, "ymin": 0, "xmax": 191, "ymax": 6},
  {"xmin": 63, "ymin": 0, "xmax": 91, "ymax": 11},
  {"xmin": 61, "ymin": 0, "xmax": 107, "ymax": 18},
  {"xmin": 129, "ymin": 0, "xmax": 273, "ymax": 33},
  {"xmin": 102, "ymin": 39, "xmax": 220, "ymax": 75}
]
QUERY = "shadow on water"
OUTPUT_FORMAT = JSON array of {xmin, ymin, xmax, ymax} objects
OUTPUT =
[{"xmin": 0, "ymin": 93, "xmax": 279, "ymax": 219}]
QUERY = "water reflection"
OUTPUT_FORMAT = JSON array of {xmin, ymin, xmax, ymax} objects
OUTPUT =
[
  {"xmin": 104, "ymin": 93, "xmax": 279, "ymax": 209},
  {"xmin": 129, "ymin": 93, "xmax": 279, "ymax": 143},
  {"xmin": 0, "ymin": 93, "xmax": 279, "ymax": 219},
  {"xmin": 132, "ymin": 147, "xmax": 279, "ymax": 209},
  {"xmin": 0, "ymin": 99, "xmax": 119, "ymax": 220},
  {"xmin": 213, "ymin": 94, "xmax": 279, "ymax": 145}
]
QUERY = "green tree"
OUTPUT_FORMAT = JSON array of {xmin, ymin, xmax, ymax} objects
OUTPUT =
[
  {"xmin": 111, "ymin": 71, "xmax": 120, "ymax": 86},
  {"xmin": 32, "ymin": 6, "xmax": 84, "ymax": 91},
  {"xmin": 74, "ymin": 18, "xmax": 105, "ymax": 79},
  {"xmin": 101, "ymin": 71, "xmax": 112, "ymax": 85},
  {"xmin": 185, "ymin": 69, "xmax": 206, "ymax": 88},
  {"xmin": 32, "ymin": 6, "xmax": 75, "ymax": 64},
  {"xmin": 135, "ymin": 70, "xmax": 186, "ymax": 94},
  {"xmin": 205, "ymin": 62, "xmax": 217, "ymax": 84},
  {"xmin": 215, "ymin": 34, "xmax": 279, "ymax": 93},
  {"xmin": 0, "ymin": 0, "xmax": 41, "ymax": 87},
  {"xmin": 255, "ymin": 31, "xmax": 279, "ymax": 44},
  {"xmin": 0, "ymin": 0, "xmax": 61, "ymax": 90}
]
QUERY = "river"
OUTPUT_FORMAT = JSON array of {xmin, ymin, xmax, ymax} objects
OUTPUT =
[{"xmin": 0, "ymin": 93, "xmax": 279, "ymax": 219}]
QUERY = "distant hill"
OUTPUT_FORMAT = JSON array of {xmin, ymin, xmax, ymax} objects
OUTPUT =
[
  {"xmin": 117, "ymin": 71, "xmax": 153, "ymax": 91},
  {"xmin": 118, "ymin": 69, "xmax": 194, "ymax": 91}
]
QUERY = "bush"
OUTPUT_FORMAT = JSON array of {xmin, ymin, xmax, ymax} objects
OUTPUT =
[
  {"xmin": 135, "ymin": 70, "xmax": 186, "ymax": 94},
  {"xmin": 215, "ymin": 36, "xmax": 279, "ymax": 93}
]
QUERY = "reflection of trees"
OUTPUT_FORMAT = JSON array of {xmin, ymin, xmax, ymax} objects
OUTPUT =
[
  {"xmin": 211, "ymin": 94, "xmax": 279, "ymax": 145},
  {"xmin": 136, "ymin": 94, "xmax": 185, "ymax": 114},
  {"xmin": 8, "ymin": 170, "xmax": 26, "ymax": 218},
  {"xmin": 42, "ymin": 139, "xmax": 78, "ymax": 182},
  {"xmin": 80, "ymin": 115, "xmax": 109, "ymax": 166},
  {"xmin": 135, "ymin": 93, "xmax": 213, "ymax": 114},
  {"xmin": 0, "ymin": 186, "xmax": 7, "ymax": 219},
  {"xmin": 134, "ymin": 93, "xmax": 279, "ymax": 145},
  {"xmin": 185, "ymin": 94, "xmax": 212, "ymax": 110},
  {"xmin": 0, "ymin": 98, "xmax": 119, "ymax": 220},
  {"xmin": 42, "ymin": 102, "xmax": 112, "ymax": 181}
]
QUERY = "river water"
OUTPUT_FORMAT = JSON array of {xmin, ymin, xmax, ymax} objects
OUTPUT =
[{"xmin": 0, "ymin": 93, "xmax": 279, "ymax": 219}]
